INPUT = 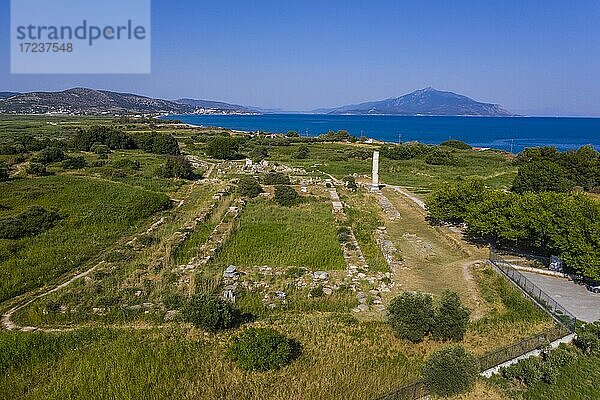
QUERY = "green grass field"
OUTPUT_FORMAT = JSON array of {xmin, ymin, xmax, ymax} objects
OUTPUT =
[
  {"xmin": 267, "ymin": 143, "xmax": 517, "ymax": 195},
  {"xmin": 211, "ymin": 197, "xmax": 345, "ymax": 270},
  {"xmin": 0, "ymin": 116, "xmax": 570, "ymax": 400},
  {"xmin": 0, "ymin": 175, "xmax": 170, "ymax": 302}
]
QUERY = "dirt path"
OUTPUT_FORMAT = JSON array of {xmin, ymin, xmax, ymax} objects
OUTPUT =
[
  {"xmin": 2, "ymin": 262, "xmax": 103, "ymax": 331},
  {"xmin": 379, "ymin": 186, "xmax": 488, "ymax": 317}
]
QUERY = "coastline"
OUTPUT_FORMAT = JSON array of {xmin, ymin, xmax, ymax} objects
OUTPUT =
[{"xmin": 159, "ymin": 114, "xmax": 600, "ymax": 153}]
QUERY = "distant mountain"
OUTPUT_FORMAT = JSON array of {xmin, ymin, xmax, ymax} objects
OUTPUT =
[
  {"xmin": 0, "ymin": 92, "xmax": 19, "ymax": 99},
  {"xmin": 174, "ymin": 98, "xmax": 256, "ymax": 114},
  {"xmin": 0, "ymin": 88, "xmax": 194, "ymax": 115},
  {"xmin": 0, "ymin": 88, "xmax": 259, "ymax": 115},
  {"xmin": 318, "ymin": 87, "xmax": 514, "ymax": 116}
]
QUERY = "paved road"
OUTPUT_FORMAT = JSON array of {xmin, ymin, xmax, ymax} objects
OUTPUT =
[{"xmin": 519, "ymin": 271, "xmax": 600, "ymax": 323}]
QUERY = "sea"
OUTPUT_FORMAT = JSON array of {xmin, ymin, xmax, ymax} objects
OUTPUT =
[{"xmin": 161, "ymin": 114, "xmax": 600, "ymax": 153}]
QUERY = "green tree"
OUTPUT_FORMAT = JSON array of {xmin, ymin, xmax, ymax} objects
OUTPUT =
[
  {"xmin": 387, "ymin": 292, "xmax": 434, "ymax": 343},
  {"xmin": 432, "ymin": 291, "xmax": 470, "ymax": 341},
  {"xmin": 421, "ymin": 345, "xmax": 479, "ymax": 397},
  {"xmin": 162, "ymin": 156, "xmax": 195, "ymax": 179},
  {"xmin": 237, "ymin": 175, "xmax": 262, "ymax": 198},
  {"xmin": 274, "ymin": 185, "xmax": 300, "ymax": 207},
  {"xmin": 206, "ymin": 137, "xmax": 240, "ymax": 160},
  {"xmin": 512, "ymin": 160, "xmax": 573, "ymax": 193},
  {"xmin": 293, "ymin": 145, "xmax": 310, "ymax": 159},
  {"xmin": 62, "ymin": 156, "xmax": 88, "ymax": 170},
  {"xmin": 426, "ymin": 178, "xmax": 486, "ymax": 223}
]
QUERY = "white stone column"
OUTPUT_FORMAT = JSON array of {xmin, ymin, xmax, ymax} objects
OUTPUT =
[{"xmin": 372, "ymin": 151, "xmax": 380, "ymax": 191}]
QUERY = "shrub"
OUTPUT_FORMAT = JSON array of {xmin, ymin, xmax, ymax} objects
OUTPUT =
[
  {"xmin": 440, "ymin": 140, "xmax": 471, "ymax": 150},
  {"xmin": 26, "ymin": 162, "xmax": 48, "ymax": 176},
  {"xmin": 0, "ymin": 206, "xmax": 64, "ymax": 239},
  {"xmin": 206, "ymin": 136, "xmax": 240, "ymax": 159},
  {"xmin": 226, "ymin": 327, "xmax": 301, "ymax": 371},
  {"xmin": 502, "ymin": 357, "xmax": 542, "ymax": 386},
  {"xmin": 388, "ymin": 292, "xmax": 434, "ymax": 343},
  {"xmin": 343, "ymin": 175, "xmax": 358, "ymax": 190},
  {"xmin": 35, "ymin": 147, "xmax": 66, "ymax": 163},
  {"xmin": 91, "ymin": 143, "xmax": 110, "ymax": 155},
  {"xmin": 293, "ymin": 145, "xmax": 310, "ymax": 159},
  {"xmin": 425, "ymin": 148, "xmax": 455, "ymax": 165},
  {"xmin": 501, "ymin": 344, "xmax": 577, "ymax": 387},
  {"xmin": 274, "ymin": 185, "xmax": 300, "ymax": 207},
  {"xmin": 431, "ymin": 291, "xmax": 470, "ymax": 341},
  {"xmin": 161, "ymin": 156, "xmax": 195, "ymax": 179},
  {"xmin": 310, "ymin": 285, "xmax": 324, "ymax": 298},
  {"xmin": 263, "ymin": 172, "xmax": 291, "ymax": 185},
  {"xmin": 421, "ymin": 345, "xmax": 479, "ymax": 397},
  {"xmin": 0, "ymin": 162, "xmax": 9, "ymax": 181},
  {"xmin": 574, "ymin": 321, "xmax": 600, "ymax": 355},
  {"xmin": 112, "ymin": 158, "xmax": 141, "ymax": 171},
  {"xmin": 184, "ymin": 293, "xmax": 240, "ymax": 331},
  {"xmin": 237, "ymin": 175, "xmax": 262, "ymax": 198},
  {"xmin": 62, "ymin": 156, "xmax": 88, "ymax": 170}
]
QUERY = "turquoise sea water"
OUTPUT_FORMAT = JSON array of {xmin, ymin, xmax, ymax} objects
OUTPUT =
[{"xmin": 162, "ymin": 114, "xmax": 600, "ymax": 153}]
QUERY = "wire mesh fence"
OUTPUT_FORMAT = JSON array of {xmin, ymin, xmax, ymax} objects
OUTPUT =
[{"xmin": 490, "ymin": 249, "xmax": 577, "ymax": 332}]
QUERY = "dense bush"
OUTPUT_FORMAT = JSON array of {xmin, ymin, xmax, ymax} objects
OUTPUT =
[
  {"xmin": 35, "ymin": 147, "xmax": 66, "ymax": 163},
  {"xmin": 263, "ymin": 172, "xmax": 291, "ymax": 185},
  {"xmin": 440, "ymin": 140, "xmax": 472, "ymax": 150},
  {"xmin": 343, "ymin": 175, "xmax": 358, "ymax": 190},
  {"xmin": 425, "ymin": 148, "xmax": 456, "ymax": 166},
  {"xmin": 237, "ymin": 175, "xmax": 262, "ymax": 198},
  {"xmin": 501, "ymin": 344, "xmax": 577, "ymax": 386},
  {"xmin": 274, "ymin": 185, "xmax": 300, "ymax": 207},
  {"xmin": 431, "ymin": 291, "xmax": 470, "ymax": 341},
  {"xmin": 206, "ymin": 136, "xmax": 240, "ymax": 159},
  {"xmin": 62, "ymin": 156, "xmax": 88, "ymax": 170},
  {"xmin": 0, "ymin": 161, "xmax": 9, "ymax": 181},
  {"xmin": 0, "ymin": 206, "xmax": 64, "ymax": 239},
  {"xmin": 133, "ymin": 132, "xmax": 180, "ymax": 155},
  {"xmin": 319, "ymin": 130, "xmax": 352, "ymax": 142},
  {"xmin": 161, "ymin": 156, "xmax": 195, "ymax": 179},
  {"xmin": 72, "ymin": 126, "xmax": 180, "ymax": 155},
  {"xmin": 388, "ymin": 292, "xmax": 434, "ymax": 343},
  {"xmin": 112, "ymin": 158, "xmax": 141, "ymax": 171},
  {"xmin": 226, "ymin": 327, "xmax": 301, "ymax": 371},
  {"xmin": 248, "ymin": 145, "xmax": 269, "ymax": 162},
  {"xmin": 574, "ymin": 321, "xmax": 600, "ymax": 355},
  {"xmin": 184, "ymin": 293, "xmax": 240, "ymax": 331},
  {"xmin": 422, "ymin": 345, "xmax": 479, "ymax": 397},
  {"xmin": 293, "ymin": 145, "xmax": 310, "ymax": 159},
  {"xmin": 72, "ymin": 126, "xmax": 136, "ymax": 151},
  {"xmin": 26, "ymin": 162, "xmax": 48, "ymax": 176},
  {"xmin": 380, "ymin": 142, "xmax": 430, "ymax": 160}
]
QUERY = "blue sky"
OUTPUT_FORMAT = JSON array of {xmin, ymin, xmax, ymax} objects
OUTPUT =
[{"xmin": 1, "ymin": 0, "xmax": 600, "ymax": 115}]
